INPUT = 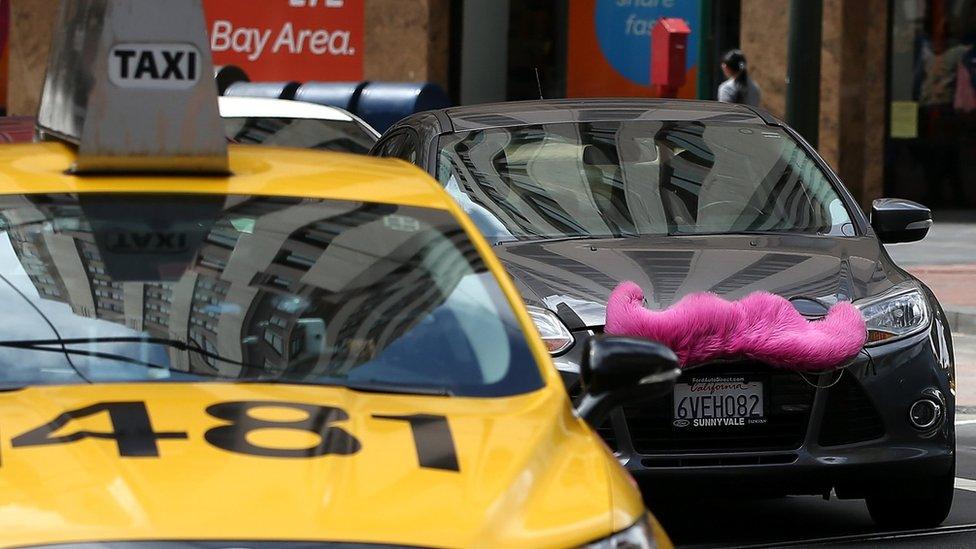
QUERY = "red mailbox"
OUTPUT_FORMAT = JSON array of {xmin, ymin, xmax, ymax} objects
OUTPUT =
[{"xmin": 651, "ymin": 17, "xmax": 691, "ymax": 96}]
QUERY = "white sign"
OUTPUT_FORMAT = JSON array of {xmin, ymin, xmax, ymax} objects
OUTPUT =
[
  {"xmin": 108, "ymin": 43, "xmax": 201, "ymax": 89},
  {"xmin": 673, "ymin": 377, "xmax": 765, "ymax": 428}
]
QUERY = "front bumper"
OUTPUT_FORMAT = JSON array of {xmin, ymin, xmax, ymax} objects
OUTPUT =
[{"xmin": 557, "ymin": 329, "xmax": 955, "ymax": 497}]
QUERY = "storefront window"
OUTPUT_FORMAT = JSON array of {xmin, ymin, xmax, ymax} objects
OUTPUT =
[{"xmin": 887, "ymin": 0, "xmax": 976, "ymax": 207}]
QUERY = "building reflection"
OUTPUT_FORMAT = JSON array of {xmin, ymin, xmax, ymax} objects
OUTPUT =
[{"xmin": 0, "ymin": 194, "xmax": 465, "ymax": 381}]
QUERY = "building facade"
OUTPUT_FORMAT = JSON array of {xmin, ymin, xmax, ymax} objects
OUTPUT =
[{"xmin": 4, "ymin": 0, "xmax": 975, "ymax": 209}]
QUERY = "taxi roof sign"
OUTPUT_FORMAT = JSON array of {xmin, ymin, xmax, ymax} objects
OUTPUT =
[{"xmin": 36, "ymin": 0, "xmax": 227, "ymax": 174}]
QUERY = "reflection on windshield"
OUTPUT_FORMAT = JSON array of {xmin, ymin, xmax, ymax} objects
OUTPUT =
[
  {"xmin": 436, "ymin": 121, "xmax": 855, "ymax": 240},
  {"xmin": 0, "ymin": 194, "xmax": 540, "ymax": 396}
]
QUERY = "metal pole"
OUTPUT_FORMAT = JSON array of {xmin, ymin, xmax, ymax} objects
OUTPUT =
[
  {"xmin": 785, "ymin": 0, "xmax": 823, "ymax": 146},
  {"xmin": 697, "ymin": 0, "xmax": 715, "ymax": 100}
]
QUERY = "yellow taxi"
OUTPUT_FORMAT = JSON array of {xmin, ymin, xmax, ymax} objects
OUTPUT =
[{"xmin": 0, "ymin": 1, "xmax": 675, "ymax": 547}]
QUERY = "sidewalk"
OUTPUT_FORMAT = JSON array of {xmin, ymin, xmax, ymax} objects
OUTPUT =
[
  {"xmin": 886, "ymin": 211, "xmax": 976, "ymax": 332},
  {"xmin": 905, "ymin": 265, "xmax": 976, "ymax": 334},
  {"xmin": 884, "ymin": 211, "xmax": 976, "ymax": 406},
  {"xmin": 954, "ymin": 333, "xmax": 976, "ymax": 413}
]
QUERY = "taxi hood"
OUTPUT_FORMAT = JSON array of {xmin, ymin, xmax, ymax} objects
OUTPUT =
[
  {"xmin": 496, "ymin": 233, "xmax": 911, "ymax": 328},
  {"xmin": 0, "ymin": 382, "xmax": 635, "ymax": 548}
]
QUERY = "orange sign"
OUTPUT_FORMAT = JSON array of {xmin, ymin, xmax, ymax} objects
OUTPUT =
[
  {"xmin": 567, "ymin": 0, "xmax": 698, "ymax": 99},
  {"xmin": 204, "ymin": 0, "xmax": 363, "ymax": 81}
]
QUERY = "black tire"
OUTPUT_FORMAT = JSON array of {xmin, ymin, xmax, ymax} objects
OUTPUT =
[{"xmin": 865, "ymin": 459, "xmax": 954, "ymax": 529}]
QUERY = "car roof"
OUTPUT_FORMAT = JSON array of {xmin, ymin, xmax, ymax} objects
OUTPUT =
[
  {"xmin": 218, "ymin": 96, "xmax": 357, "ymax": 122},
  {"xmin": 218, "ymin": 96, "xmax": 381, "ymax": 138},
  {"xmin": 435, "ymin": 98, "xmax": 774, "ymax": 132},
  {"xmin": 0, "ymin": 141, "xmax": 450, "ymax": 210}
]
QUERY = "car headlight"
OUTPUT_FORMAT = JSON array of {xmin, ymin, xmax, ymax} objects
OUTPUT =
[
  {"xmin": 526, "ymin": 305, "xmax": 574, "ymax": 355},
  {"xmin": 855, "ymin": 283, "xmax": 930, "ymax": 346},
  {"xmin": 583, "ymin": 516, "xmax": 657, "ymax": 548}
]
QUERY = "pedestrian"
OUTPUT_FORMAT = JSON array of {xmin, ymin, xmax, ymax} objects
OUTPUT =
[{"xmin": 718, "ymin": 49, "xmax": 761, "ymax": 106}]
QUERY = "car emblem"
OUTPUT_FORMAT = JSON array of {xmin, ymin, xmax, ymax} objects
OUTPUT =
[{"xmin": 672, "ymin": 419, "xmax": 690, "ymax": 428}]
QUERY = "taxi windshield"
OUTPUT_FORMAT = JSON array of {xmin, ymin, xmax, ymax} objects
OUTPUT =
[
  {"xmin": 436, "ymin": 121, "xmax": 856, "ymax": 242},
  {"xmin": 0, "ymin": 194, "xmax": 541, "ymax": 397}
]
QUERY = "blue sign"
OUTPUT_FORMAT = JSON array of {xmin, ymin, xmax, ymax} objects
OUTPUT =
[{"xmin": 594, "ymin": 0, "xmax": 700, "ymax": 85}]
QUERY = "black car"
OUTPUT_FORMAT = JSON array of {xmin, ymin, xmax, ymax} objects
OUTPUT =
[{"xmin": 370, "ymin": 99, "xmax": 956, "ymax": 528}]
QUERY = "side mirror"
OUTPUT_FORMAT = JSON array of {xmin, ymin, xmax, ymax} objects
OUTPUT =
[
  {"xmin": 576, "ymin": 335, "xmax": 681, "ymax": 427},
  {"xmin": 871, "ymin": 198, "xmax": 932, "ymax": 244}
]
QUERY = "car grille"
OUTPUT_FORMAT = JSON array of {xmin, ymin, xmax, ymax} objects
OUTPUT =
[
  {"xmin": 818, "ymin": 373, "xmax": 886, "ymax": 446},
  {"xmin": 596, "ymin": 419, "xmax": 619, "ymax": 452},
  {"xmin": 640, "ymin": 453, "xmax": 798, "ymax": 468},
  {"xmin": 621, "ymin": 362, "xmax": 817, "ymax": 454}
]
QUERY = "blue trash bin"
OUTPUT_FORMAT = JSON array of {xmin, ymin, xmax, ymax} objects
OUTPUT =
[
  {"xmin": 293, "ymin": 81, "xmax": 369, "ymax": 113},
  {"xmin": 355, "ymin": 82, "xmax": 451, "ymax": 133},
  {"xmin": 213, "ymin": 65, "xmax": 249, "ymax": 96}
]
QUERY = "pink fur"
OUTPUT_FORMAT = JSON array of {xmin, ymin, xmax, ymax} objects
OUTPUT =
[{"xmin": 604, "ymin": 281, "xmax": 867, "ymax": 371}]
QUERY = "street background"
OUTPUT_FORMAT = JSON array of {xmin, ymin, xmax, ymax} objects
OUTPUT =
[
  {"xmin": 888, "ymin": 211, "xmax": 976, "ymax": 409},
  {"xmin": 1, "ymin": 0, "xmax": 974, "ymax": 547},
  {"xmin": 651, "ymin": 215, "xmax": 976, "ymax": 548},
  {"xmin": 8, "ymin": 0, "xmax": 975, "ymax": 217}
]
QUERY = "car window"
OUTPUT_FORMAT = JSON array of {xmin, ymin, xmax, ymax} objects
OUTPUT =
[
  {"xmin": 436, "ymin": 121, "xmax": 856, "ymax": 241},
  {"xmin": 224, "ymin": 117, "xmax": 377, "ymax": 154},
  {"xmin": 0, "ymin": 194, "xmax": 542, "ymax": 397},
  {"xmin": 393, "ymin": 131, "xmax": 420, "ymax": 163},
  {"xmin": 372, "ymin": 132, "xmax": 405, "ymax": 157},
  {"xmin": 373, "ymin": 130, "xmax": 419, "ymax": 163}
]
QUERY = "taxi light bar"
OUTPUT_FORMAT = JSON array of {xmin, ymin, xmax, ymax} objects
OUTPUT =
[{"xmin": 36, "ymin": 0, "xmax": 228, "ymax": 174}]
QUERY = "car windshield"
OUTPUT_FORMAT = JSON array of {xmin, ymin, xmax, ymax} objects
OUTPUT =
[
  {"xmin": 224, "ymin": 117, "xmax": 376, "ymax": 154},
  {"xmin": 436, "ymin": 121, "xmax": 856, "ymax": 241},
  {"xmin": 0, "ymin": 194, "xmax": 541, "ymax": 397}
]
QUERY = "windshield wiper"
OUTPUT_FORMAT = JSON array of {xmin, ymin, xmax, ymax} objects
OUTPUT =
[
  {"xmin": 515, "ymin": 234, "xmax": 619, "ymax": 245},
  {"xmin": 236, "ymin": 377, "xmax": 452, "ymax": 396},
  {"xmin": 342, "ymin": 379, "xmax": 452, "ymax": 396},
  {"xmin": 0, "ymin": 339, "xmax": 174, "ymax": 372},
  {"xmin": 0, "ymin": 338, "xmax": 456, "ymax": 395},
  {"xmin": 3, "ymin": 336, "xmax": 249, "ymax": 370},
  {"xmin": 0, "ymin": 336, "xmax": 269, "ymax": 379},
  {"xmin": 490, "ymin": 235, "xmax": 520, "ymax": 245}
]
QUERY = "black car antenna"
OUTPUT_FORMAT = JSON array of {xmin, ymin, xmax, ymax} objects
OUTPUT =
[
  {"xmin": 0, "ymin": 272, "xmax": 91, "ymax": 383},
  {"xmin": 534, "ymin": 67, "xmax": 545, "ymax": 100}
]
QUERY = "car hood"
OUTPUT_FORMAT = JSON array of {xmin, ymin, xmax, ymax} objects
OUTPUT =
[
  {"xmin": 0, "ymin": 382, "xmax": 637, "ymax": 548},
  {"xmin": 495, "ymin": 234, "xmax": 908, "ymax": 328}
]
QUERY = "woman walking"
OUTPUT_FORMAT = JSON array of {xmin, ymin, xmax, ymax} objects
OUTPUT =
[{"xmin": 718, "ymin": 49, "xmax": 761, "ymax": 106}]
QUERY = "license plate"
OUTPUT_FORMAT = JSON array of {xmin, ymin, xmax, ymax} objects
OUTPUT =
[{"xmin": 672, "ymin": 376, "xmax": 765, "ymax": 428}]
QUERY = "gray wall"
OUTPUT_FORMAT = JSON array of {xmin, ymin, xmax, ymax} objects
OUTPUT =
[{"xmin": 460, "ymin": 0, "xmax": 510, "ymax": 105}]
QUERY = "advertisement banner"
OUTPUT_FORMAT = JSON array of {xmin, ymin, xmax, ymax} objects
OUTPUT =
[
  {"xmin": 568, "ymin": 0, "xmax": 700, "ymax": 98},
  {"xmin": 203, "ymin": 0, "xmax": 363, "ymax": 81}
]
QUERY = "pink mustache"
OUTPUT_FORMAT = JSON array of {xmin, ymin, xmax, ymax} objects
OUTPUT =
[{"xmin": 604, "ymin": 281, "xmax": 867, "ymax": 371}]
